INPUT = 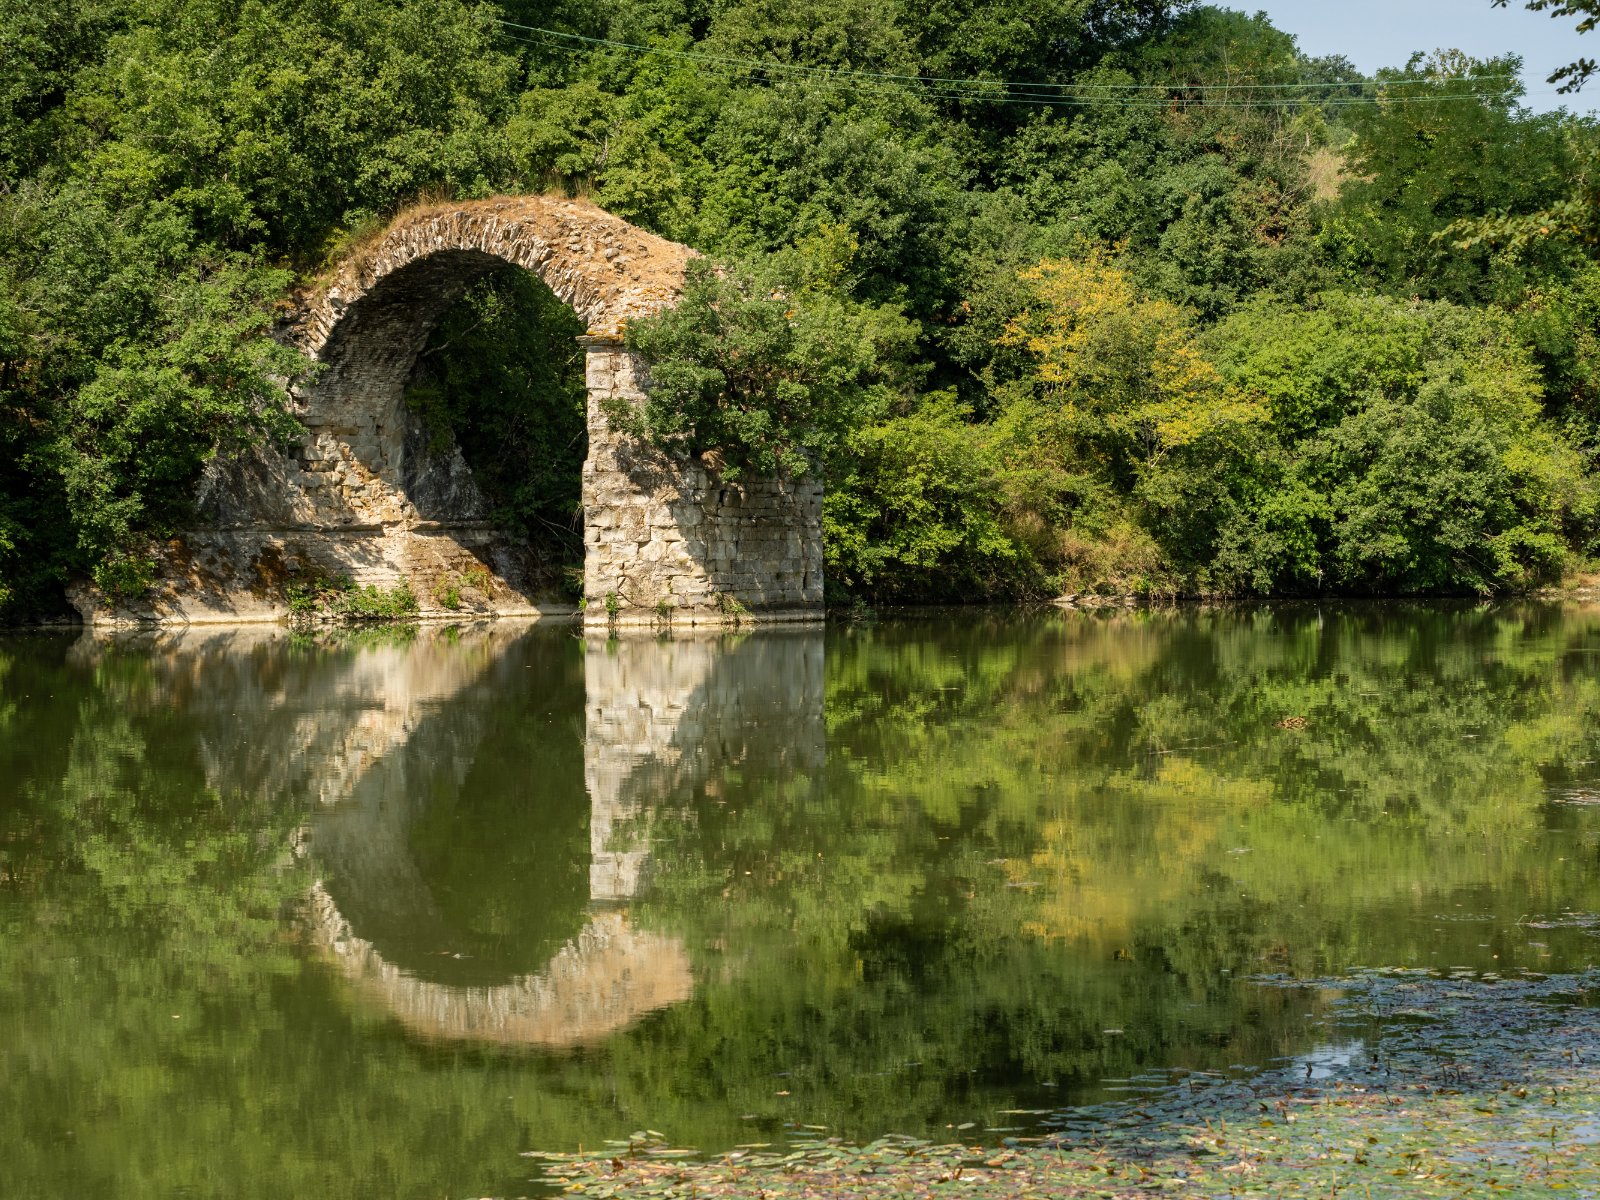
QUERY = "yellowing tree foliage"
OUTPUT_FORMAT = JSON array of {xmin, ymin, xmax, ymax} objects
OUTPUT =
[
  {"xmin": 999, "ymin": 247, "xmax": 1266, "ymax": 467},
  {"xmin": 987, "ymin": 249, "xmax": 1268, "ymax": 596}
]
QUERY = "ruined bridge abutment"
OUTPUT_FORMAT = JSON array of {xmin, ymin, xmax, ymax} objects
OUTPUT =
[{"xmin": 71, "ymin": 196, "xmax": 823, "ymax": 626}]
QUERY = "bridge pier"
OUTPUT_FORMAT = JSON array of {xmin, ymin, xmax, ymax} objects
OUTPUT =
[{"xmin": 580, "ymin": 337, "xmax": 824, "ymax": 627}]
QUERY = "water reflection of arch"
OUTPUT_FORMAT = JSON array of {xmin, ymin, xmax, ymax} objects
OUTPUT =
[
  {"xmin": 283, "ymin": 625, "xmax": 698, "ymax": 1046},
  {"xmin": 74, "ymin": 623, "xmax": 687, "ymax": 1045},
  {"xmin": 81, "ymin": 622, "xmax": 825, "ymax": 1045},
  {"xmin": 307, "ymin": 626, "xmax": 826, "ymax": 1043}
]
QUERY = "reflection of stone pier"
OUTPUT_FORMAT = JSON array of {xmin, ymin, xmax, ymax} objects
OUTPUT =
[
  {"xmin": 584, "ymin": 630, "xmax": 826, "ymax": 903},
  {"xmin": 585, "ymin": 639, "xmax": 719, "ymax": 904},
  {"xmin": 75, "ymin": 622, "xmax": 824, "ymax": 1048}
]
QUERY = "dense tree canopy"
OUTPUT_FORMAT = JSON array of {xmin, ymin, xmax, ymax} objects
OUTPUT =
[{"xmin": 4, "ymin": 0, "xmax": 1600, "ymax": 613}]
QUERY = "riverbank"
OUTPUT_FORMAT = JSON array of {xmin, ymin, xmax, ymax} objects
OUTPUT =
[{"xmin": 527, "ymin": 966, "xmax": 1600, "ymax": 1198}]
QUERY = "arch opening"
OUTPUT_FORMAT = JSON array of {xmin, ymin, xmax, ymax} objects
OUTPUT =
[{"xmin": 400, "ymin": 266, "xmax": 589, "ymax": 599}]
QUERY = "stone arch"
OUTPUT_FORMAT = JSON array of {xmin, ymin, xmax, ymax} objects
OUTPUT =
[
  {"xmin": 68, "ymin": 196, "xmax": 824, "ymax": 625},
  {"xmin": 294, "ymin": 196, "xmax": 694, "ymax": 353},
  {"xmin": 281, "ymin": 197, "xmax": 696, "ymax": 521}
]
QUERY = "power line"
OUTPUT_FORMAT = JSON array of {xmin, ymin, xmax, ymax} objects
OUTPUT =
[
  {"xmin": 488, "ymin": 17, "xmax": 1531, "ymax": 108},
  {"xmin": 493, "ymin": 30, "xmax": 1529, "ymax": 109}
]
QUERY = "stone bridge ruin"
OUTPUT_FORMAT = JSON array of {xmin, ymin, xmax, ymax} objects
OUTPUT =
[{"xmin": 71, "ymin": 196, "xmax": 823, "ymax": 627}]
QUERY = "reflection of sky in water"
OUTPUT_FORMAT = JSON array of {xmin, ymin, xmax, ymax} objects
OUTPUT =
[
  {"xmin": 1291, "ymin": 1042, "xmax": 1363, "ymax": 1081},
  {"xmin": 5, "ymin": 604, "xmax": 1600, "ymax": 1199}
]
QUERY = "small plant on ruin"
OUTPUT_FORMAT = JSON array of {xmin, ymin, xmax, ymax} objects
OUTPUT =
[
  {"xmin": 604, "ymin": 590, "xmax": 621, "ymax": 618},
  {"xmin": 434, "ymin": 581, "xmax": 461, "ymax": 611},
  {"xmin": 284, "ymin": 566, "xmax": 355, "ymax": 615},
  {"xmin": 846, "ymin": 596, "xmax": 875, "ymax": 622},
  {"xmin": 655, "ymin": 597, "xmax": 673, "ymax": 620},
  {"xmin": 327, "ymin": 577, "xmax": 418, "ymax": 620},
  {"xmin": 461, "ymin": 566, "xmax": 493, "ymax": 595}
]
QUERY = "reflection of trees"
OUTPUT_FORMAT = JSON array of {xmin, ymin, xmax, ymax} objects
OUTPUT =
[
  {"xmin": 1, "ymin": 630, "xmax": 330, "ymax": 1200},
  {"xmin": 818, "ymin": 602, "xmax": 1600, "ymax": 976},
  {"xmin": 592, "ymin": 603, "xmax": 1600, "ymax": 1143},
  {"xmin": 5, "ymin": 604, "xmax": 1600, "ymax": 1199}
]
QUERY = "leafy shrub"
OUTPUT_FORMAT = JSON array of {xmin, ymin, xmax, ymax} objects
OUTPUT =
[
  {"xmin": 1203, "ymin": 293, "xmax": 1595, "ymax": 593},
  {"xmin": 1308, "ymin": 399, "xmax": 1566, "ymax": 592},
  {"xmin": 92, "ymin": 549, "xmax": 156, "ymax": 606},
  {"xmin": 285, "ymin": 569, "xmax": 416, "ymax": 620},
  {"xmin": 284, "ymin": 568, "xmax": 353, "ymax": 614},
  {"xmin": 824, "ymin": 394, "xmax": 1033, "ymax": 600},
  {"xmin": 616, "ymin": 231, "xmax": 920, "ymax": 482},
  {"xmin": 329, "ymin": 580, "xmax": 418, "ymax": 621}
]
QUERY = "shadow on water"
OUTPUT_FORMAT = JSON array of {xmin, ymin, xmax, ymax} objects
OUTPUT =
[{"xmin": 2, "ymin": 602, "xmax": 1600, "ymax": 1198}]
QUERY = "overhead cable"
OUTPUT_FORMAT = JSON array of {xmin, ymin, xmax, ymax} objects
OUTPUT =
[{"xmin": 487, "ymin": 17, "xmax": 1534, "ymax": 110}]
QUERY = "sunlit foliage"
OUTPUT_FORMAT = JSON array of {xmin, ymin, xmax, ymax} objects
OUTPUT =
[{"xmin": 5, "ymin": 0, "xmax": 1600, "ymax": 611}]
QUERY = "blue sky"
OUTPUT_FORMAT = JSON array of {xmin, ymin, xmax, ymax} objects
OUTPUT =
[{"xmin": 1254, "ymin": 0, "xmax": 1597, "ymax": 113}]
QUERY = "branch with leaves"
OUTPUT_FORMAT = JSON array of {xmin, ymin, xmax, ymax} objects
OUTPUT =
[
  {"xmin": 613, "ymin": 230, "xmax": 921, "ymax": 483},
  {"xmin": 1493, "ymin": 0, "xmax": 1600, "ymax": 92}
]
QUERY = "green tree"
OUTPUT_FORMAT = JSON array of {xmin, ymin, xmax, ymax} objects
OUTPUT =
[
  {"xmin": 615, "ymin": 231, "xmax": 921, "ymax": 481},
  {"xmin": 1328, "ymin": 52, "xmax": 1588, "ymax": 303},
  {"xmin": 1205, "ymin": 291, "xmax": 1595, "ymax": 592},
  {"xmin": 823, "ymin": 393, "xmax": 1028, "ymax": 599}
]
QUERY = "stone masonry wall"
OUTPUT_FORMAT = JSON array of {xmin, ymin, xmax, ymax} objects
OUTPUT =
[{"xmin": 582, "ymin": 340, "xmax": 824, "ymax": 627}]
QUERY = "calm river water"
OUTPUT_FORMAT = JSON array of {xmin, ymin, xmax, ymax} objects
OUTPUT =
[{"xmin": 4, "ymin": 604, "xmax": 1599, "ymax": 1197}]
